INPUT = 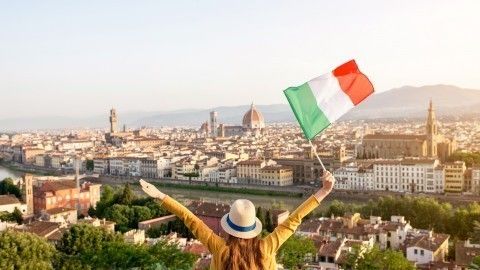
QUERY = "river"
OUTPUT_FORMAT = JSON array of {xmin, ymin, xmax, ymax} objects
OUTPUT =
[
  {"xmin": 0, "ymin": 165, "xmax": 368, "ymax": 212},
  {"xmin": 0, "ymin": 165, "xmax": 22, "ymax": 180}
]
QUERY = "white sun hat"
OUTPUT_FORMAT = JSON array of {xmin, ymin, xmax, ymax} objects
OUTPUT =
[{"xmin": 220, "ymin": 199, "xmax": 262, "ymax": 239}]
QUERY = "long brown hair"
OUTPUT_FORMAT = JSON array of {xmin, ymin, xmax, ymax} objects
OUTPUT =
[{"xmin": 223, "ymin": 235, "xmax": 264, "ymax": 270}]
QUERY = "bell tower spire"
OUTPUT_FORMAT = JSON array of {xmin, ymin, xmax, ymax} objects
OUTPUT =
[
  {"xmin": 426, "ymin": 99, "xmax": 437, "ymax": 137},
  {"xmin": 426, "ymin": 99, "xmax": 438, "ymax": 156}
]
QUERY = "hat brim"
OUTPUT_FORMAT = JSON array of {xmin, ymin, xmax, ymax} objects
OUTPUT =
[{"xmin": 220, "ymin": 214, "xmax": 262, "ymax": 239}]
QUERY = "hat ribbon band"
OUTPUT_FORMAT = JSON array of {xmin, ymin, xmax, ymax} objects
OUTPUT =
[{"xmin": 226, "ymin": 214, "xmax": 256, "ymax": 232}]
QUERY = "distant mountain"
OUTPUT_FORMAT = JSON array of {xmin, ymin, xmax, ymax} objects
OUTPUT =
[
  {"xmin": 134, "ymin": 84, "xmax": 480, "ymax": 126},
  {"xmin": 344, "ymin": 84, "xmax": 480, "ymax": 119},
  {"xmin": 1, "ymin": 85, "xmax": 479, "ymax": 131}
]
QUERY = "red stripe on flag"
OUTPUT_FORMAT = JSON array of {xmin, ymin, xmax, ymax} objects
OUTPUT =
[{"xmin": 333, "ymin": 60, "xmax": 374, "ymax": 105}]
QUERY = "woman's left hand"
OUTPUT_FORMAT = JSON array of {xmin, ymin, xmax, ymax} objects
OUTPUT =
[{"xmin": 139, "ymin": 179, "xmax": 166, "ymax": 200}]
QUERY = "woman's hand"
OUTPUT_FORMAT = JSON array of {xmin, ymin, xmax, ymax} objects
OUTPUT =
[
  {"xmin": 139, "ymin": 179, "xmax": 166, "ymax": 200},
  {"xmin": 314, "ymin": 171, "xmax": 335, "ymax": 202}
]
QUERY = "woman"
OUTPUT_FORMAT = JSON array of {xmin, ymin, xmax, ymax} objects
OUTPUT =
[{"xmin": 140, "ymin": 171, "xmax": 335, "ymax": 270}]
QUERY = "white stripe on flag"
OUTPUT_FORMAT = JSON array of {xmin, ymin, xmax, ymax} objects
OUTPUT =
[{"xmin": 307, "ymin": 72, "xmax": 354, "ymax": 122}]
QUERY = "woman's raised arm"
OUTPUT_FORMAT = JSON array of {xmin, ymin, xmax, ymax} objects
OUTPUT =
[
  {"xmin": 139, "ymin": 180, "xmax": 226, "ymax": 252},
  {"xmin": 262, "ymin": 171, "xmax": 335, "ymax": 254}
]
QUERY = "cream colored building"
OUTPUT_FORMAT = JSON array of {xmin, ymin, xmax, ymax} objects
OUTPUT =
[
  {"xmin": 472, "ymin": 166, "xmax": 480, "ymax": 195},
  {"xmin": 444, "ymin": 161, "xmax": 466, "ymax": 193},
  {"xmin": 260, "ymin": 165, "xmax": 293, "ymax": 186},
  {"xmin": 236, "ymin": 159, "xmax": 276, "ymax": 184}
]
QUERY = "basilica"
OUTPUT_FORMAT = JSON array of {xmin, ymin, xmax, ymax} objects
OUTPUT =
[
  {"xmin": 199, "ymin": 103, "xmax": 265, "ymax": 138},
  {"xmin": 357, "ymin": 101, "xmax": 456, "ymax": 161}
]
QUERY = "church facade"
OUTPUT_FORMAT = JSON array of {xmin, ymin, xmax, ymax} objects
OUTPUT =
[{"xmin": 358, "ymin": 101, "xmax": 456, "ymax": 161}]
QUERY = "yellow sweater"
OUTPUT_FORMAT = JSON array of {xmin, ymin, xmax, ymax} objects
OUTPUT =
[{"xmin": 160, "ymin": 195, "xmax": 320, "ymax": 270}]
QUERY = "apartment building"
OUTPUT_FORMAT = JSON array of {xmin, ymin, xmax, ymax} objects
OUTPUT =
[
  {"xmin": 444, "ymin": 161, "xmax": 466, "ymax": 193},
  {"xmin": 259, "ymin": 165, "xmax": 293, "ymax": 186}
]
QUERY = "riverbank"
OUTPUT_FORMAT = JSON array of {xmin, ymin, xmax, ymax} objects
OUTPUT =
[
  {"xmin": 96, "ymin": 175, "xmax": 306, "ymax": 198},
  {"xmin": 0, "ymin": 161, "xmax": 61, "ymax": 176}
]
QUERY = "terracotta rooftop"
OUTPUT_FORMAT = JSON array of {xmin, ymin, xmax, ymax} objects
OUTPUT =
[
  {"xmin": 0, "ymin": 194, "xmax": 21, "ymax": 206},
  {"xmin": 405, "ymin": 233, "xmax": 449, "ymax": 252},
  {"xmin": 39, "ymin": 180, "xmax": 77, "ymax": 192},
  {"xmin": 237, "ymin": 160, "xmax": 264, "ymax": 166},
  {"xmin": 20, "ymin": 221, "xmax": 60, "ymax": 238},
  {"xmin": 189, "ymin": 201, "xmax": 230, "ymax": 218},
  {"xmin": 298, "ymin": 219, "xmax": 322, "ymax": 233},
  {"xmin": 317, "ymin": 239, "xmax": 342, "ymax": 257}
]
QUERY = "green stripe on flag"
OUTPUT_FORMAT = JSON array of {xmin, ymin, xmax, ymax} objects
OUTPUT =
[{"xmin": 284, "ymin": 83, "xmax": 331, "ymax": 140}]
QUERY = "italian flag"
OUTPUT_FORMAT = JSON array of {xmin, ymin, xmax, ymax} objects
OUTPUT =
[{"xmin": 284, "ymin": 60, "xmax": 374, "ymax": 140}]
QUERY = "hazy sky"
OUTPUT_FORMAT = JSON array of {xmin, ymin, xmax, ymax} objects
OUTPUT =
[{"xmin": 1, "ymin": 1, "xmax": 479, "ymax": 118}]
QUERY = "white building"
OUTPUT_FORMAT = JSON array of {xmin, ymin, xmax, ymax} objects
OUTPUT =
[
  {"xmin": 0, "ymin": 195, "xmax": 28, "ymax": 215},
  {"xmin": 208, "ymin": 167, "xmax": 237, "ymax": 184},
  {"xmin": 405, "ymin": 231, "xmax": 449, "ymax": 264},
  {"xmin": 60, "ymin": 140, "xmax": 94, "ymax": 151},
  {"xmin": 141, "ymin": 158, "xmax": 159, "ymax": 178},
  {"xmin": 334, "ymin": 162, "xmax": 374, "ymax": 190},
  {"xmin": 93, "ymin": 158, "xmax": 109, "ymax": 174},
  {"xmin": 126, "ymin": 158, "xmax": 142, "ymax": 177},
  {"xmin": 40, "ymin": 207, "xmax": 78, "ymax": 225},
  {"xmin": 109, "ymin": 158, "xmax": 125, "ymax": 176},
  {"xmin": 372, "ymin": 159, "xmax": 442, "ymax": 193},
  {"xmin": 124, "ymin": 229, "xmax": 146, "ymax": 244}
]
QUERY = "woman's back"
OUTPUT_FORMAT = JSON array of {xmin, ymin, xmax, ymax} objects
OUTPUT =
[{"xmin": 139, "ymin": 172, "xmax": 334, "ymax": 270}]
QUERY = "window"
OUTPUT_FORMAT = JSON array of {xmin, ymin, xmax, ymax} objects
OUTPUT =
[
  {"xmin": 414, "ymin": 249, "xmax": 418, "ymax": 255},
  {"xmin": 420, "ymin": 250, "xmax": 424, "ymax": 256}
]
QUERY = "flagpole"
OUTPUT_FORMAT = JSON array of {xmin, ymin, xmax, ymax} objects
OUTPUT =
[{"xmin": 308, "ymin": 139, "xmax": 326, "ymax": 172}]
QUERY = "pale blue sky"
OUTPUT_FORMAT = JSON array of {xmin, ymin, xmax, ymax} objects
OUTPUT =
[{"xmin": 1, "ymin": 1, "xmax": 479, "ymax": 118}]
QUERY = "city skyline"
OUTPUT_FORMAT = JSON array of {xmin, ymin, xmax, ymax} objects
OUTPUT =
[{"xmin": 1, "ymin": 1, "xmax": 480, "ymax": 118}]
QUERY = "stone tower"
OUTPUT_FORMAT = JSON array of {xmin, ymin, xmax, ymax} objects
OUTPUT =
[
  {"xmin": 426, "ymin": 100, "xmax": 438, "ymax": 157},
  {"xmin": 109, "ymin": 108, "xmax": 117, "ymax": 133},
  {"xmin": 210, "ymin": 111, "xmax": 218, "ymax": 138},
  {"xmin": 22, "ymin": 174, "xmax": 34, "ymax": 215}
]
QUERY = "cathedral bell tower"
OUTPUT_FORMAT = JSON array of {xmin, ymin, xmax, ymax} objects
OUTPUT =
[
  {"xmin": 109, "ymin": 108, "xmax": 117, "ymax": 133},
  {"xmin": 426, "ymin": 100, "xmax": 438, "ymax": 157}
]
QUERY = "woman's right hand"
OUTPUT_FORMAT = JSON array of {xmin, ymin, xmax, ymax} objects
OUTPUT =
[
  {"xmin": 139, "ymin": 179, "xmax": 166, "ymax": 200},
  {"xmin": 314, "ymin": 171, "xmax": 335, "ymax": 201}
]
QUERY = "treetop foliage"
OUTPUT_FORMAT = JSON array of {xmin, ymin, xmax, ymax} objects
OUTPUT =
[{"xmin": 0, "ymin": 177, "xmax": 22, "ymax": 199}]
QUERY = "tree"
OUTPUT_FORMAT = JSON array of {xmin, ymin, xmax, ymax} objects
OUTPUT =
[
  {"xmin": 0, "ymin": 178, "xmax": 22, "ymax": 199},
  {"xmin": 325, "ymin": 199, "xmax": 359, "ymax": 217},
  {"xmin": 447, "ymin": 151, "xmax": 480, "ymax": 167},
  {"xmin": 85, "ymin": 159, "xmax": 94, "ymax": 171},
  {"xmin": 92, "ymin": 185, "xmax": 117, "ymax": 217},
  {"xmin": 256, "ymin": 206, "xmax": 266, "ymax": 227},
  {"xmin": 0, "ymin": 207, "xmax": 23, "ymax": 224},
  {"xmin": 278, "ymin": 235, "xmax": 316, "ymax": 269},
  {"xmin": 56, "ymin": 224, "xmax": 122, "ymax": 256},
  {"xmin": 0, "ymin": 230, "xmax": 57, "ymax": 270},
  {"xmin": 265, "ymin": 210, "xmax": 274, "ymax": 232},
  {"xmin": 103, "ymin": 204, "xmax": 134, "ymax": 232},
  {"xmin": 11, "ymin": 207, "xmax": 23, "ymax": 224},
  {"xmin": 345, "ymin": 245, "xmax": 415, "ymax": 270},
  {"xmin": 471, "ymin": 256, "xmax": 480, "ymax": 270},
  {"xmin": 472, "ymin": 221, "xmax": 480, "ymax": 243},
  {"xmin": 56, "ymin": 224, "xmax": 196, "ymax": 270},
  {"xmin": 119, "ymin": 183, "xmax": 135, "ymax": 205},
  {"xmin": 148, "ymin": 240, "xmax": 198, "ymax": 270}
]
